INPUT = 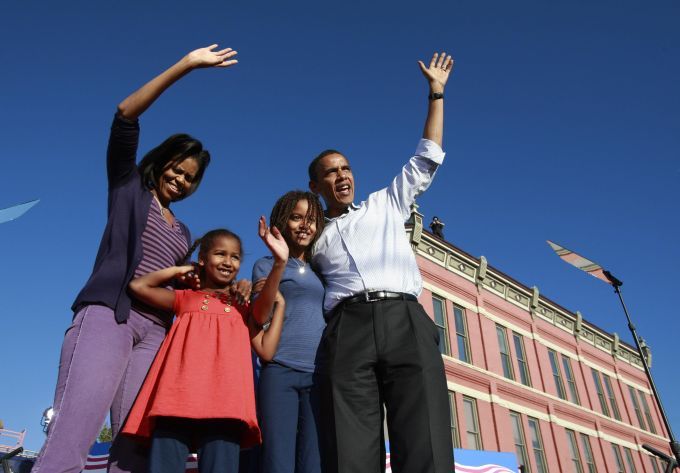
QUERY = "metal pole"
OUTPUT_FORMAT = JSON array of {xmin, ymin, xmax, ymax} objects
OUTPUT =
[
  {"xmin": 604, "ymin": 271, "xmax": 680, "ymax": 469},
  {"xmin": 1, "ymin": 447, "xmax": 23, "ymax": 473}
]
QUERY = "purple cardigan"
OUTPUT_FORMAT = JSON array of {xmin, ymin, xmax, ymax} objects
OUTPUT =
[{"xmin": 72, "ymin": 115, "xmax": 191, "ymax": 323}]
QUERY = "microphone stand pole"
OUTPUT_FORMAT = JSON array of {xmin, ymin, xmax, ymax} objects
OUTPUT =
[{"xmin": 603, "ymin": 270, "xmax": 680, "ymax": 470}]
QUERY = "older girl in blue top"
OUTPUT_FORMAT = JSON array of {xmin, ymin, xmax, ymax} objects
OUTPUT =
[{"xmin": 252, "ymin": 191, "xmax": 326, "ymax": 473}]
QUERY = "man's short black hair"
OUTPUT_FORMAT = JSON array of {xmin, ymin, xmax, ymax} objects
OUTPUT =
[{"xmin": 308, "ymin": 149, "xmax": 344, "ymax": 182}]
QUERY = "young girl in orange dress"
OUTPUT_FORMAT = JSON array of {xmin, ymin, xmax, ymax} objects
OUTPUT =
[{"xmin": 121, "ymin": 228, "xmax": 287, "ymax": 473}]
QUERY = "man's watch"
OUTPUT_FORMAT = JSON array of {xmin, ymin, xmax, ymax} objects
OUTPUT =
[{"xmin": 428, "ymin": 92, "xmax": 444, "ymax": 101}]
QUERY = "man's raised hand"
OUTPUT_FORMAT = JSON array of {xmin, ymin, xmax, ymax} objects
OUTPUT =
[{"xmin": 418, "ymin": 52, "xmax": 454, "ymax": 93}]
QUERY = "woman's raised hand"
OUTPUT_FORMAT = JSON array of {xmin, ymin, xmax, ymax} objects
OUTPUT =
[
  {"xmin": 258, "ymin": 216, "xmax": 289, "ymax": 263},
  {"xmin": 185, "ymin": 44, "xmax": 238, "ymax": 69}
]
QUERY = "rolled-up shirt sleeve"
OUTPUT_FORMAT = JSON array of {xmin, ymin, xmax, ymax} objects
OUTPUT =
[{"xmin": 387, "ymin": 138, "xmax": 446, "ymax": 219}]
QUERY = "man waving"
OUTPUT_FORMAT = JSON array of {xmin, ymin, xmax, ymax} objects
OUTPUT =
[{"xmin": 309, "ymin": 51, "xmax": 455, "ymax": 473}]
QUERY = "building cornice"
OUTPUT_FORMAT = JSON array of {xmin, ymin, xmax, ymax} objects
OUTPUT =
[{"xmin": 406, "ymin": 224, "xmax": 645, "ymax": 372}]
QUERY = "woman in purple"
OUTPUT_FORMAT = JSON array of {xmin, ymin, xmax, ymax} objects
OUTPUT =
[{"xmin": 32, "ymin": 44, "xmax": 238, "ymax": 473}]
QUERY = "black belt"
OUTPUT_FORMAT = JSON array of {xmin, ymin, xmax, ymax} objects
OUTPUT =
[{"xmin": 341, "ymin": 291, "xmax": 417, "ymax": 306}]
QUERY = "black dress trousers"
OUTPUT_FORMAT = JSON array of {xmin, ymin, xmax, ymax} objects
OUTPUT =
[{"xmin": 318, "ymin": 299, "xmax": 454, "ymax": 473}]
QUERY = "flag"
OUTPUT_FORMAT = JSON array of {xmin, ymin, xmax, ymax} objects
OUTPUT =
[
  {"xmin": 0, "ymin": 199, "xmax": 39, "ymax": 224},
  {"xmin": 454, "ymin": 464, "xmax": 516, "ymax": 473},
  {"xmin": 546, "ymin": 240, "xmax": 612, "ymax": 285}
]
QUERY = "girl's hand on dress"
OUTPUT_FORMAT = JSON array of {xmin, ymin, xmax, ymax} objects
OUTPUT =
[
  {"xmin": 185, "ymin": 44, "xmax": 238, "ymax": 69},
  {"xmin": 258, "ymin": 216, "xmax": 289, "ymax": 263},
  {"xmin": 230, "ymin": 279, "xmax": 252, "ymax": 305}
]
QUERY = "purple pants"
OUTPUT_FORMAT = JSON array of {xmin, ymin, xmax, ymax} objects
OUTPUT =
[{"xmin": 31, "ymin": 305, "xmax": 166, "ymax": 473}]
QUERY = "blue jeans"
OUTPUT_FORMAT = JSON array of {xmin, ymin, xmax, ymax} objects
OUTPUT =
[
  {"xmin": 150, "ymin": 417, "xmax": 242, "ymax": 473},
  {"xmin": 258, "ymin": 363, "xmax": 321, "ymax": 473}
]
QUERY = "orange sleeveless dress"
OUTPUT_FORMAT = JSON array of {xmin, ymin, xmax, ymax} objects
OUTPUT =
[{"xmin": 122, "ymin": 290, "xmax": 261, "ymax": 448}]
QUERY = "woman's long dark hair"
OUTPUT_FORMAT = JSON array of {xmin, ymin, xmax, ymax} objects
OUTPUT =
[
  {"xmin": 138, "ymin": 134, "xmax": 211, "ymax": 201},
  {"xmin": 269, "ymin": 191, "xmax": 324, "ymax": 261}
]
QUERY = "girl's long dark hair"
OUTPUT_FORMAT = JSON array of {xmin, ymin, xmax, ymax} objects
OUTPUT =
[
  {"xmin": 269, "ymin": 190, "xmax": 324, "ymax": 261},
  {"xmin": 138, "ymin": 134, "xmax": 211, "ymax": 201},
  {"xmin": 182, "ymin": 229, "xmax": 243, "ymax": 264}
]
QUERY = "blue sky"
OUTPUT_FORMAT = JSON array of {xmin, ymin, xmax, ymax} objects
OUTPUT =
[{"xmin": 1, "ymin": 1, "xmax": 678, "ymax": 452}]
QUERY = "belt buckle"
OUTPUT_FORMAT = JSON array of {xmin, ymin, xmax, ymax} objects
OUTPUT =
[{"xmin": 364, "ymin": 291, "xmax": 382, "ymax": 303}]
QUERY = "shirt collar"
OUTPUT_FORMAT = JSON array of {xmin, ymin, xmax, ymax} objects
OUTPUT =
[{"xmin": 324, "ymin": 202, "xmax": 359, "ymax": 222}]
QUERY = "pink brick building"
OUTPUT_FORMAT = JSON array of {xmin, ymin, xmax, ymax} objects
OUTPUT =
[{"xmin": 408, "ymin": 209, "xmax": 671, "ymax": 472}]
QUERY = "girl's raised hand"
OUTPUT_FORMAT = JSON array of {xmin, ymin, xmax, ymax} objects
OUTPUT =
[
  {"xmin": 258, "ymin": 216, "xmax": 289, "ymax": 263},
  {"xmin": 185, "ymin": 44, "xmax": 238, "ymax": 69},
  {"xmin": 176, "ymin": 264, "xmax": 201, "ymax": 290}
]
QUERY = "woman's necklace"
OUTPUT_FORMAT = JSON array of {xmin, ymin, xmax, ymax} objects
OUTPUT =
[
  {"xmin": 200, "ymin": 291, "xmax": 233, "ymax": 313},
  {"xmin": 291, "ymin": 257, "xmax": 307, "ymax": 274},
  {"xmin": 151, "ymin": 192, "xmax": 168, "ymax": 217}
]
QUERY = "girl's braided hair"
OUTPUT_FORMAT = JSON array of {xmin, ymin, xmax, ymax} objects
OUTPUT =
[{"xmin": 269, "ymin": 190, "xmax": 324, "ymax": 261}]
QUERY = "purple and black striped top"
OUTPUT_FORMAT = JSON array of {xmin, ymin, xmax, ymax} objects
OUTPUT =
[{"xmin": 131, "ymin": 197, "xmax": 189, "ymax": 326}]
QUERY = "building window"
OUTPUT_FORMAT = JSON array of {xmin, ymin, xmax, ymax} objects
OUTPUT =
[
  {"xmin": 611, "ymin": 444, "xmax": 626, "ymax": 473},
  {"xmin": 580, "ymin": 433, "xmax": 598, "ymax": 473},
  {"xmin": 592, "ymin": 369, "xmax": 611, "ymax": 417},
  {"xmin": 432, "ymin": 296, "xmax": 450, "ymax": 356},
  {"xmin": 628, "ymin": 385, "xmax": 647, "ymax": 430},
  {"xmin": 548, "ymin": 349, "xmax": 567, "ymax": 400},
  {"xmin": 649, "ymin": 455, "xmax": 666, "ymax": 473},
  {"xmin": 561, "ymin": 354, "xmax": 580, "ymax": 405},
  {"xmin": 602, "ymin": 374, "xmax": 621, "ymax": 421},
  {"xmin": 496, "ymin": 324, "xmax": 514, "ymax": 380},
  {"xmin": 509, "ymin": 412, "xmax": 531, "ymax": 473},
  {"xmin": 623, "ymin": 447, "xmax": 638, "ymax": 473},
  {"xmin": 454, "ymin": 305, "xmax": 471, "ymax": 364},
  {"xmin": 638, "ymin": 390, "xmax": 657, "ymax": 434},
  {"xmin": 566, "ymin": 429, "xmax": 584, "ymax": 473},
  {"xmin": 462, "ymin": 396, "xmax": 482, "ymax": 450},
  {"xmin": 448, "ymin": 391, "xmax": 461, "ymax": 448},
  {"xmin": 513, "ymin": 332, "xmax": 531, "ymax": 387},
  {"xmin": 527, "ymin": 417, "xmax": 548, "ymax": 473}
]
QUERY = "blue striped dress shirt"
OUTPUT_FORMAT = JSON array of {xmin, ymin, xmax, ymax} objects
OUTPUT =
[{"xmin": 312, "ymin": 138, "xmax": 445, "ymax": 313}]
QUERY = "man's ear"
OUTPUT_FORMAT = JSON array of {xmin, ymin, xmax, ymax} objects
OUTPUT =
[{"xmin": 309, "ymin": 180, "xmax": 319, "ymax": 194}]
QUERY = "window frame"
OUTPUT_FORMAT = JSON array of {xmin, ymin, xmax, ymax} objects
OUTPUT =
[
  {"xmin": 628, "ymin": 385, "xmax": 647, "ymax": 430},
  {"xmin": 462, "ymin": 396, "xmax": 482, "ymax": 450},
  {"xmin": 580, "ymin": 433, "xmax": 598, "ymax": 473},
  {"xmin": 566, "ymin": 429, "xmax": 584, "ymax": 473},
  {"xmin": 602, "ymin": 373, "xmax": 621, "ymax": 421},
  {"xmin": 611, "ymin": 444, "xmax": 626, "ymax": 473},
  {"xmin": 548, "ymin": 349, "xmax": 567, "ymax": 400},
  {"xmin": 448, "ymin": 391, "xmax": 461, "ymax": 448},
  {"xmin": 512, "ymin": 331, "xmax": 531, "ymax": 387},
  {"xmin": 510, "ymin": 411, "xmax": 532, "ymax": 473},
  {"xmin": 592, "ymin": 369, "xmax": 611, "ymax": 417},
  {"xmin": 561, "ymin": 354, "xmax": 580, "ymax": 405},
  {"xmin": 623, "ymin": 447, "xmax": 638, "ymax": 473},
  {"xmin": 431, "ymin": 295, "xmax": 451, "ymax": 356},
  {"xmin": 496, "ymin": 324, "xmax": 514, "ymax": 380},
  {"xmin": 527, "ymin": 417, "xmax": 548, "ymax": 473},
  {"xmin": 637, "ymin": 390, "xmax": 657, "ymax": 434},
  {"xmin": 453, "ymin": 304, "xmax": 472, "ymax": 364}
]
